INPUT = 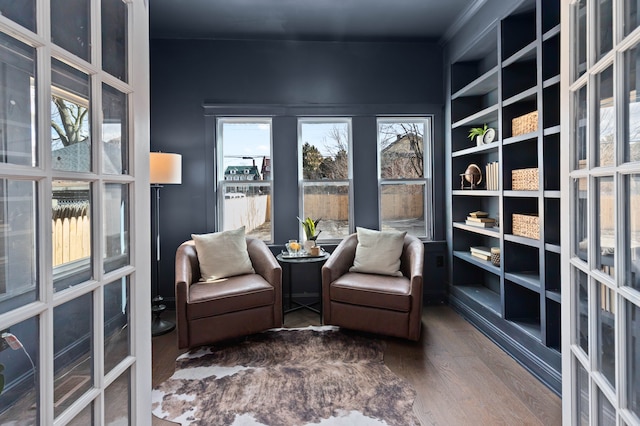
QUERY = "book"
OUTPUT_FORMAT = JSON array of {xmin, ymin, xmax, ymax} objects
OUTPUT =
[
  {"xmin": 471, "ymin": 252, "xmax": 491, "ymax": 261},
  {"xmin": 468, "ymin": 210, "xmax": 489, "ymax": 218},
  {"xmin": 466, "ymin": 216, "xmax": 496, "ymax": 223},
  {"xmin": 465, "ymin": 220, "xmax": 495, "ymax": 228},
  {"xmin": 470, "ymin": 246, "xmax": 492, "ymax": 256}
]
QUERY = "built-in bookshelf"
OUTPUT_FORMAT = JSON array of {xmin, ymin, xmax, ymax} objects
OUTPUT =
[{"xmin": 446, "ymin": 0, "xmax": 561, "ymax": 394}]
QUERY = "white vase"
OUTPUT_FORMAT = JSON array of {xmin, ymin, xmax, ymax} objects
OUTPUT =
[
  {"xmin": 476, "ymin": 135, "xmax": 484, "ymax": 146},
  {"xmin": 303, "ymin": 239, "xmax": 315, "ymax": 253}
]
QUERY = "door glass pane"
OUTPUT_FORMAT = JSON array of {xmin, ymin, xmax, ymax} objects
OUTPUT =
[
  {"xmin": 597, "ymin": 66, "xmax": 614, "ymax": 167},
  {"xmin": 104, "ymin": 183, "xmax": 129, "ymax": 273},
  {"xmin": 0, "ymin": 316, "xmax": 38, "ymax": 424},
  {"xmin": 576, "ymin": 360, "xmax": 590, "ymax": 425},
  {"xmin": 67, "ymin": 401, "xmax": 94, "ymax": 425},
  {"xmin": 52, "ymin": 181, "xmax": 92, "ymax": 291},
  {"xmin": 102, "ymin": 84, "xmax": 128, "ymax": 174},
  {"xmin": 218, "ymin": 119, "xmax": 272, "ymax": 242},
  {"xmin": 598, "ymin": 389, "xmax": 616, "ymax": 425},
  {"xmin": 575, "ymin": 268, "xmax": 589, "ymax": 354},
  {"xmin": 104, "ymin": 277, "xmax": 129, "ymax": 374},
  {"xmin": 53, "ymin": 293, "xmax": 93, "ymax": 418},
  {"xmin": 0, "ymin": 33, "xmax": 37, "ymax": 167},
  {"xmin": 597, "ymin": 176, "xmax": 615, "ymax": 277},
  {"xmin": 627, "ymin": 175, "xmax": 640, "ymax": 291},
  {"xmin": 626, "ymin": 0, "xmax": 640, "ymax": 36},
  {"xmin": 627, "ymin": 300, "xmax": 640, "ymax": 417},
  {"xmin": 574, "ymin": 85, "xmax": 588, "ymax": 170},
  {"xmin": 51, "ymin": 0, "xmax": 90, "ymax": 60},
  {"xmin": 302, "ymin": 182, "xmax": 350, "ymax": 240},
  {"xmin": 625, "ymin": 45, "xmax": 640, "ymax": 163},
  {"xmin": 105, "ymin": 369, "xmax": 130, "ymax": 425},
  {"xmin": 378, "ymin": 120, "xmax": 426, "ymax": 179},
  {"xmin": 51, "ymin": 59, "xmax": 91, "ymax": 172},
  {"xmin": 597, "ymin": 282, "xmax": 616, "ymax": 389},
  {"xmin": 380, "ymin": 183, "xmax": 426, "ymax": 236},
  {"xmin": 101, "ymin": 0, "xmax": 128, "ymax": 82},
  {"xmin": 574, "ymin": 178, "xmax": 588, "ymax": 262},
  {"xmin": 0, "ymin": 179, "xmax": 37, "ymax": 313},
  {"xmin": 573, "ymin": 0, "xmax": 587, "ymax": 81},
  {"xmin": 597, "ymin": 0, "xmax": 613, "ymax": 60},
  {"xmin": 0, "ymin": 1, "xmax": 35, "ymax": 31}
]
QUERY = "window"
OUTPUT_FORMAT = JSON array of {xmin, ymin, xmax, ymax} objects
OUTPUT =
[
  {"xmin": 299, "ymin": 119, "xmax": 352, "ymax": 241},
  {"xmin": 217, "ymin": 118, "xmax": 273, "ymax": 242},
  {"xmin": 377, "ymin": 118, "xmax": 432, "ymax": 239}
]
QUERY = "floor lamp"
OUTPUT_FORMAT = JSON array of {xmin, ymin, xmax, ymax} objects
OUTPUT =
[{"xmin": 150, "ymin": 152, "xmax": 182, "ymax": 336}]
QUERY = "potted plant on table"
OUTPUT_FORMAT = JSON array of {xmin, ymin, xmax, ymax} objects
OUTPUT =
[
  {"xmin": 468, "ymin": 124, "xmax": 489, "ymax": 146},
  {"xmin": 297, "ymin": 217, "xmax": 321, "ymax": 252}
]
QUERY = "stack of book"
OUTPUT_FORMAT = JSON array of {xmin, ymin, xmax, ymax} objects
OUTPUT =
[
  {"xmin": 485, "ymin": 161, "xmax": 499, "ymax": 190},
  {"xmin": 465, "ymin": 211, "xmax": 496, "ymax": 228},
  {"xmin": 469, "ymin": 246, "xmax": 492, "ymax": 261}
]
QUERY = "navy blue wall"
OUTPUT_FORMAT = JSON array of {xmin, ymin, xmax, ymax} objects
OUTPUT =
[{"xmin": 150, "ymin": 38, "xmax": 447, "ymax": 304}]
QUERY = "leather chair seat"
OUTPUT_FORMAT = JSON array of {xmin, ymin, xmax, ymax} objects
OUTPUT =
[
  {"xmin": 188, "ymin": 276, "xmax": 275, "ymax": 319},
  {"xmin": 330, "ymin": 272, "xmax": 411, "ymax": 312}
]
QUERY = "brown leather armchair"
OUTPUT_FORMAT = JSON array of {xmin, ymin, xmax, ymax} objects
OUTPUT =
[
  {"xmin": 322, "ymin": 233, "xmax": 424, "ymax": 341},
  {"xmin": 175, "ymin": 237, "xmax": 282, "ymax": 349}
]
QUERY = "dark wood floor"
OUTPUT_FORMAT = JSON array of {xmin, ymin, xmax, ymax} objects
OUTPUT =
[{"xmin": 152, "ymin": 305, "xmax": 562, "ymax": 425}]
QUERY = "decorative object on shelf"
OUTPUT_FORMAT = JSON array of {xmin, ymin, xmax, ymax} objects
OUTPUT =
[
  {"xmin": 460, "ymin": 164, "xmax": 483, "ymax": 189},
  {"xmin": 467, "ymin": 124, "xmax": 490, "ymax": 146},
  {"xmin": 150, "ymin": 152, "xmax": 182, "ymax": 336},
  {"xmin": 511, "ymin": 111, "xmax": 538, "ymax": 136},
  {"xmin": 286, "ymin": 240, "xmax": 301, "ymax": 256},
  {"xmin": 298, "ymin": 216, "xmax": 321, "ymax": 251},
  {"xmin": 482, "ymin": 127, "xmax": 496, "ymax": 144},
  {"xmin": 512, "ymin": 213, "xmax": 540, "ymax": 239},
  {"xmin": 511, "ymin": 167, "xmax": 539, "ymax": 190},
  {"xmin": 485, "ymin": 161, "xmax": 499, "ymax": 190},
  {"xmin": 491, "ymin": 247, "xmax": 501, "ymax": 266}
]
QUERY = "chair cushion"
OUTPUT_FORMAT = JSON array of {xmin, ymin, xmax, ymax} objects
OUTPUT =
[
  {"xmin": 349, "ymin": 227, "xmax": 406, "ymax": 277},
  {"xmin": 187, "ymin": 274, "xmax": 274, "ymax": 319},
  {"xmin": 191, "ymin": 227, "xmax": 255, "ymax": 281},
  {"xmin": 330, "ymin": 272, "xmax": 411, "ymax": 312}
]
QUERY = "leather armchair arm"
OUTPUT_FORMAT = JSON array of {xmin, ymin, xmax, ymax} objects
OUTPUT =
[
  {"xmin": 246, "ymin": 237, "xmax": 283, "ymax": 326},
  {"xmin": 175, "ymin": 241, "xmax": 199, "ymax": 349},
  {"xmin": 322, "ymin": 234, "xmax": 358, "ymax": 285}
]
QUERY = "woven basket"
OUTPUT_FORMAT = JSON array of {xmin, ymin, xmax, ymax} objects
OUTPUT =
[
  {"xmin": 512, "ymin": 168, "xmax": 539, "ymax": 190},
  {"xmin": 512, "ymin": 213, "xmax": 540, "ymax": 239},
  {"xmin": 512, "ymin": 111, "xmax": 538, "ymax": 136}
]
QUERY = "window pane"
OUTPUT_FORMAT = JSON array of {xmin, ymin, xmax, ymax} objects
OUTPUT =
[
  {"xmin": 626, "ymin": 0, "xmax": 640, "ymax": 36},
  {"xmin": 51, "ymin": 59, "xmax": 91, "ymax": 172},
  {"xmin": 598, "ymin": 389, "xmax": 616, "ymax": 425},
  {"xmin": 574, "ymin": 178, "xmax": 588, "ymax": 262},
  {"xmin": 0, "ymin": 1, "xmax": 35, "ymax": 31},
  {"xmin": 0, "ymin": 316, "xmax": 38, "ymax": 424},
  {"xmin": 302, "ymin": 183, "xmax": 349, "ymax": 240},
  {"xmin": 576, "ymin": 360, "xmax": 590, "ymax": 425},
  {"xmin": 597, "ymin": 66, "xmax": 614, "ymax": 167},
  {"xmin": 379, "ymin": 121, "xmax": 425, "ymax": 179},
  {"xmin": 67, "ymin": 401, "xmax": 94, "ymax": 425},
  {"xmin": 575, "ymin": 268, "xmax": 589, "ymax": 354},
  {"xmin": 597, "ymin": 282, "xmax": 616, "ymax": 389},
  {"xmin": 105, "ymin": 369, "xmax": 130, "ymax": 425},
  {"xmin": 102, "ymin": 0, "xmax": 128, "ymax": 81},
  {"xmin": 0, "ymin": 179, "xmax": 37, "ymax": 313},
  {"xmin": 0, "ymin": 33, "xmax": 37, "ymax": 166},
  {"xmin": 381, "ymin": 184, "xmax": 426, "ymax": 237},
  {"xmin": 625, "ymin": 46, "xmax": 640, "ymax": 163},
  {"xmin": 627, "ymin": 175, "xmax": 640, "ymax": 291},
  {"xmin": 597, "ymin": 0, "xmax": 613, "ymax": 60},
  {"xmin": 597, "ymin": 176, "xmax": 615, "ymax": 277},
  {"xmin": 573, "ymin": 0, "xmax": 587, "ymax": 81},
  {"xmin": 574, "ymin": 85, "xmax": 588, "ymax": 170},
  {"xmin": 627, "ymin": 300, "xmax": 640, "ymax": 417},
  {"xmin": 300, "ymin": 121, "xmax": 350, "ymax": 180},
  {"xmin": 51, "ymin": 0, "xmax": 90, "ymax": 60},
  {"xmin": 104, "ymin": 184, "xmax": 129, "ymax": 273},
  {"xmin": 104, "ymin": 278, "xmax": 129, "ymax": 374},
  {"xmin": 218, "ymin": 119, "xmax": 272, "ymax": 241},
  {"xmin": 52, "ymin": 181, "xmax": 92, "ymax": 291},
  {"xmin": 102, "ymin": 84, "xmax": 128, "ymax": 174},
  {"xmin": 53, "ymin": 293, "xmax": 93, "ymax": 418}
]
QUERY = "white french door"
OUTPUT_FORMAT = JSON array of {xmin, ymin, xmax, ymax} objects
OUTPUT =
[{"xmin": 0, "ymin": 0, "xmax": 151, "ymax": 424}]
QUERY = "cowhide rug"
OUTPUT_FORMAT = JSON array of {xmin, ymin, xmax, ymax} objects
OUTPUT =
[{"xmin": 152, "ymin": 326, "xmax": 418, "ymax": 425}]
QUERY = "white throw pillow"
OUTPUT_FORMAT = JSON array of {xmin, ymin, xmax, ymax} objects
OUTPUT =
[
  {"xmin": 349, "ymin": 227, "xmax": 406, "ymax": 277},
  {"xmin": 191, "ymin": 227, "xmax": 255, "ymax": 281}
]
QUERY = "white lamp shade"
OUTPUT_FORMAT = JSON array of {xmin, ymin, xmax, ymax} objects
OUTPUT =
[{"xmin": 150, "ymin": 152, "xmax": 182, "ymax": 184}]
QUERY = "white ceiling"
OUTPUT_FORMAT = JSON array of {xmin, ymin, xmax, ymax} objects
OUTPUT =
[{"xmin": 149, "ymin": 0, "xmax": 486, "ymax": 42}]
